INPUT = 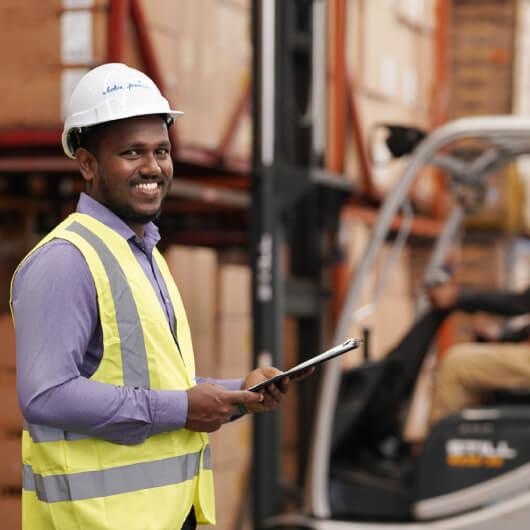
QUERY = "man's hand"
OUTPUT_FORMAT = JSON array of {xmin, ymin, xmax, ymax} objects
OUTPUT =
[
  {"xmin": 185, "ymin": 382, "xmax": 264, "ymax": 432},
  {"xmin": 472, "ymin": 317, "xmax": 502, "ymax": 342},
  {"xmin": 427, "ymin": 280, "xmax": 460, "ymax": 310},
  {"xmin": 241, "ymin": 366, "xmax": 315, "ymax": 413}
]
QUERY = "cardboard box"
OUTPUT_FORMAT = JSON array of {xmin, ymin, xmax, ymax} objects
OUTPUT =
[
  {"xmin": 341, "ymin": 236, "xmax": 415, "ymax": 362},
  {"xmin": 0, "ymin": 375, "xmax": 23, "ymax": 433},
  {"xmin": 0, "ymin": 437, "xmax": 22, "ymax": 489},
  {"xmin": 0, "ymin": 495, "xmax": 21, "ymax": 530},
  {"xmin": 163, "ymin": 245, "xmax": 217, "ymax": 377},
  {"xmin": 209, "ymin": 459, "xmax": 250, "ymax": 530},
  {"xmin": 0, "ymin": 314, "xmax": 16, "ymax": 373},
  {"xmin": 216, "ymin": 317, "xmax": 252, "ymax": 368},
  {"xmin": 216, "ymin": 264, "xmax": 251, "ymax": 317},
  {"xmin": 209, "ymin": 414, "xmax": 251, "ymax": 470},
  {"xmin": 448, "ymin": 0, "xmax": 515, "ymax": 121},
  {"xmin": 193, "ymin": 335, "xmax": 215, "ymax": 379},
  {"xmin": 342, "ymin": 0, "xmax": 435, "ymax": 193}
]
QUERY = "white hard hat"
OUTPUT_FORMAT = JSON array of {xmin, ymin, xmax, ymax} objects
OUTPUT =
[{"xmin": 62, "ymin": 63, "xmax": 183, "ymax": 159}]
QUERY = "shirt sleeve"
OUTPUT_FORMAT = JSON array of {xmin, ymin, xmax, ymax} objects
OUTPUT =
[
  {"xmin": 499, "ymin": 323, "xmax": 530, "ymax": 343},
  {"xmin": 12, "ymin": 240, "xmax": 189, "ymax": 445},
  {"xmin": 456, "ymin": 287, "xmax": 530, "ymax": 317}
]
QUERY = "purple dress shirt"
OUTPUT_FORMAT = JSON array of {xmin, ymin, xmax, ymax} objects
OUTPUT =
[{"xmin": 12, "ymin": 193, "xmax": 243, "ymax": 445}]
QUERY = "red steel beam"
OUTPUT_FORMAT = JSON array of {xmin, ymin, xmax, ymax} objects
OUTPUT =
[
  {"xmin": 327, "ymin": 0, "xmax": 347, "ymax": 174},
  {"xmin": 215, "ymin": 76, "xmax": 251, "ymax": 164},
  {"xmin": 342, "ymin": 205, "xmax": 444, "ymax": 238},
  {"xmin": 130, "ymin": 0, "xmax": 165, "ymax": 92},
  {"xmin": 107, "ymin": 0, "xmax": 130, "ymax": 63},
  {"xmin": 432, "ymin": 0, "xmax": 454, "ymax": 355},
  {"xmin": 431, "ymin": 0, "xmax": 452, "ymax": 219},
  {"xmin": 177, "ymin": 145, "xmax": 251, "ymax": 175},
  {"xmin": 345, "ymin": 76, "xmax": 375, "ymax": 198},
  {"xmin": 0, "ymin": 157, "xmax": 77, "ymax": 173},
  {"xmin": 0, "ymin": 129, "xmax": 62, "ymax": 147},
  {"xmin": 130, "ymin": 0, "xmax": 180, "ymax": 153}
]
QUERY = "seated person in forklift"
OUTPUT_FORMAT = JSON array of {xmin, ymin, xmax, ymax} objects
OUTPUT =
[{"xmin": 426, "ymin": 276, "xmax": 530, "ymax": 428}]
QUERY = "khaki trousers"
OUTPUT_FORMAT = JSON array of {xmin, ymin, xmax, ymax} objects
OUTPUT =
[{"xmin": 428, "ymin": 341, "xmax": 530, "ymax": 428}]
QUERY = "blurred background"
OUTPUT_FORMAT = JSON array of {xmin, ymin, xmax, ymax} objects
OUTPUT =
[{"xmin": 1, "ymin": 0, "xmax": 530, "ymax": 529}]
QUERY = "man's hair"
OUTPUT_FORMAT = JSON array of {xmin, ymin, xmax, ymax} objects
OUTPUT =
[{"xmin": 69, "ymin": 123, "xmax": 109, "ymax": 157}]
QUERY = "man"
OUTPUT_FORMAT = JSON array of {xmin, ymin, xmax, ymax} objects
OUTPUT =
[
  {"xmin": 427, "ymin": 276, "xmax": 530, "ymax": 428},
  {"xmin": 10, "ymin": 63, "xmax": 304, "ymax": 529}
]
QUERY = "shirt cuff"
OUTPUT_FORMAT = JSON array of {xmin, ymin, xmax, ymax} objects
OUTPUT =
[
  {"xmin": 219, "ymin": 378, "xmax": 246, "ymax": 391},
  {"xmin": 195, "ymin": 376, "xmax": 245, "ymax": 391},
  {"xmin": 150, "ymin": 389, "xmax": 188, "ymax": 435}
]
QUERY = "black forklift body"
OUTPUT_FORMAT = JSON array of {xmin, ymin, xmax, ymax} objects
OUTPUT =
[
  {"xmin": 327, "ymin": 338, "xmax": 530, "ymax": 522},
  {"xmin": 416, "ymin": 406, "xmax": 530, "ymax": 501}
]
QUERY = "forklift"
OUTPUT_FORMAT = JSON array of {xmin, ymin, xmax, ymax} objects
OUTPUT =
[
  {"xmin": 250, "ymin": 2, "xmax": 530, "ymax": 528},
  {"xmin": 265, "ymin": 115, "xmax": 530, "ymax": 530}
]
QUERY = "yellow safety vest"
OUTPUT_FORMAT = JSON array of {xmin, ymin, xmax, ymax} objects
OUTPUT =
[{"xmin": 10, "ymin": 213, "xmax": 215, "ymax": 530}]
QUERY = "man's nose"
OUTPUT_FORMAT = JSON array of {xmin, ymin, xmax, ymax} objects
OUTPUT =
[{"xmin": 139, "ymin": 153, "xmax": 162, "ymax": 175}]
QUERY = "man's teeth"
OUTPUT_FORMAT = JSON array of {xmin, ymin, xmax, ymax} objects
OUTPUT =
[{"xmin": 136, "ymin": 182, "xmax": 158, "ymax": 192}]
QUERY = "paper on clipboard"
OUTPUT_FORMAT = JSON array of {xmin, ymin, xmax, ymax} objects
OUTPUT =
[{"xmin": 247, "ymin": 338, "xmax": 363, "ymax": 392}]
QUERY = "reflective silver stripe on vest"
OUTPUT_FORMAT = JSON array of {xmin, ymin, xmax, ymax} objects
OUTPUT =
[
  {"xmin": 22, "ymin": 449, "xmax": 210, "ymax": 503},
  {"xmin": 66, "ymin": 221, "xmax": 150, "ymax": 388},
  {"xmin": 23, "ymin": 464, "xmax": 35, "ymax": 492},
  {"xmin": 203, "ymin": 443, "xmax": 212, "ymax": 470},
  {"xmin": 24, "ymin": 421, "xmax": 88, "ymax": 443}
]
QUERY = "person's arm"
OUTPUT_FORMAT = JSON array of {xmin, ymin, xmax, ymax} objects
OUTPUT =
[
  {"xmin": 13, "ymin": 241, "xmax": 265, "ymax": 441},
  {"xmin": 456, "ymin": 287, "xmax": 530, "ymax": 317},
  {"xmin": 428, "ymin": 280, "xmax": 530, "ymax": 318},
  {"xmin": 13, "ymin": 241, "xmax": 189, "ymax": 445}
]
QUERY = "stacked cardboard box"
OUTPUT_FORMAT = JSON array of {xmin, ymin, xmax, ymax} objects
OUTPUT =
[
  {"xmin": 449, "ymin": 0, "xmax": 516, "ymax": 226},
  {"xmin": 0, "ymin": 314, "xmax": 22, "ymax": 528},
  {"xmin": 164, "ymin": 246, "xmax": 253, "ymax": 529},
  {"xmin": 1, "ymin": 0, "xmax": 252, "ymax": 159},
  {"xmin": 338, "ymin": 217, "xmax": 415, "ymax": 367},
  {"xmin": 451, "ymin": 237, "xmax": 508, "ymax": 344},
  {"xmin": 164, "ymin": 245, "xmax": 218, "ymax": 377},
  {"xmin": 343, "ymin": 0, "xmax": 436, "ymax": 195},
  {"xmin": 511, "ymin": 0, "xmax": 530, "ymax": 235},
  {"xmin": 449, "ymin": 0, "xmax": 515, "ymax": 120},
  {"xmin": 209, "ymin": 262, "xmax": 252, "ymax": 528}
]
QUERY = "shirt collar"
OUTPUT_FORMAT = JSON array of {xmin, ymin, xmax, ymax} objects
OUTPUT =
[{"xmin": 76, "ymin": 192, "xmax": 161, "ymax": 253}]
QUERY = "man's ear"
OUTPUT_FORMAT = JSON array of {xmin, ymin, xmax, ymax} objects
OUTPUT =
[{"xmin": 76, "ymin": 147, "xmax": 98, "ymax": 183}]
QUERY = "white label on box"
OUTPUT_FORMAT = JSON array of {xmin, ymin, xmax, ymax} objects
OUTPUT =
[
  {"xmin": 63, "ymin": 0, "xmax": 95, "ymax": 7},
  {"xmin": 61, "ymin": 69, "xmax": 89, "ymax": 119},
  {"xmin": 402, "ymin": 68, "xmax": 418, "ymax": 107},
  {"xmin": 405, "ymin": 0, "xmax": 425, "ymax": 22},
  {"xmin": 380, "ymin": 56, "xmax": 397, "ymax": 97},
  {"xmin": 61, "ymin": 11, "xmax": 93, "ymax": 64}
]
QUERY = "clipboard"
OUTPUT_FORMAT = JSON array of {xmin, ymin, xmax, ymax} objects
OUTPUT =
[{"xmin": 247, "ymin": 337, "xmax": 363, "ymax": 392}]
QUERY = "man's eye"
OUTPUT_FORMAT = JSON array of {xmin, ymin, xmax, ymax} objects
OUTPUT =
[
  {"xmin": 156, "ymin": 148, "xmax": 169, "ymax": 156},
  {"xmin": 122, "ymin": 150, "xmax": 139, "ymax": 156}
]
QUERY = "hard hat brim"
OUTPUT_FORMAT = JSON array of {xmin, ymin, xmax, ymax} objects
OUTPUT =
[{"xmin": 62, "ymin": 109, "xmax": 184, "ymax": 159}]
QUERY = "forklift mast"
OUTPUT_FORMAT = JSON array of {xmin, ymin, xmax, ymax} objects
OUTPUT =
[{"xmin": 250, "ymin": 0, "xmax": 352, "ymax": 527}]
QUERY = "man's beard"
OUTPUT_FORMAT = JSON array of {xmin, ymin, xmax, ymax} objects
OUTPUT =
[
  {"xmin": 109, "ymin": 201, "xmax": 163, "ymax": 225},
  {"xmin": 99, "ymin": 173, "xmax": 165, "ymax": 225}
]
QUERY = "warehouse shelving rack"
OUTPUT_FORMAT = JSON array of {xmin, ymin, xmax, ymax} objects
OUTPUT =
[{"xmin": 0, "ymin": 0, "xmax": 257, "ymax": 255}]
